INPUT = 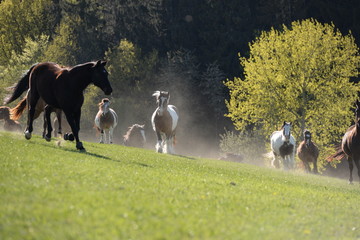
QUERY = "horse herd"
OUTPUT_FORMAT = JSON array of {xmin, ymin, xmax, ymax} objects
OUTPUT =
[
  {"xmin": 0, "ymin": 60, "xmax": 359, "ymax": 183},
  {"xmin": 270, "ymin": 99, "xmax": 360, "ymax": 184},
  {"xmin": 1, "ymin": 61, "xmax": 179, "ymax": 155}
]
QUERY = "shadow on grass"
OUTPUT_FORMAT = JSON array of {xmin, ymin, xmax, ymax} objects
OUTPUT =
[
  {"xmin": 27, "ymin": 140, "xmax": 111, "ymax": 160},
  {"xmin": 172, "ymin": 154, "xmax": 197, "ymax": 161}
]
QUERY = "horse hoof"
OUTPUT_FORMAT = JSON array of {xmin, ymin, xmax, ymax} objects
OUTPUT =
[
  {"xmin": 76, "ymin": 142, "xmax": 86, "ymax": 151},
  {"xmin": 64, "ymin": 133, "xmax": 74, "ymax": 141},
  {"xmin": 45, "ymin": 136, "xmax": 51, "ymax": 142},
  {"xmin": 24, "ymin": 131, "xmax": 31, "ymax": 140},
  {"xmin": 349, "ymin": 181, "xmax": 354, "ymax": 185}
]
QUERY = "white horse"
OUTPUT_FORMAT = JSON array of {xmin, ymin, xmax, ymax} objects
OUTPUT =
[
  {"xmin": 94, "ymin": 98, "xmax": 118, "ymax": 144},
  {"xmin": 151, "ymin": 91, "xmax": 178, "ymax": 154},
  {"xmin": 270, "ymin": 121, "xmax": 296, "ymax": 170}
]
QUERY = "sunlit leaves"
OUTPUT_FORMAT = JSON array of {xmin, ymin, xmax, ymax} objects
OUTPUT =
[{"xmin": 225, "ymin": 19, "xmax": 360, "ymax": 147}]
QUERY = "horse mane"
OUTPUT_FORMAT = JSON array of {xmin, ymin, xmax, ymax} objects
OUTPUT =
[
  {"xmin": 69, "ymin": 62, "xmax": 95, "ymax": 74},
  {"xmin": 124, "ymin": 124, "xmax": 145, "ymax": 140}
]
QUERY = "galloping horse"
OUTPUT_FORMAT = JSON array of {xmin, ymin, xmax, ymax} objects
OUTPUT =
[
  {"xmin": 9, "ymin": 93, "xmax": 65, "ymax": 138},
  {"xmin": 123, "ymin": 124, "xmax": 146, "ymax": 148},
  {"xmin": 94, "ymin": 98, "xmax": 118, "ymax": 144},
  {"xmin": 0, "ymin": 106, "xmax": 22, "ymax": 132},
  {"xmin": 327, "ymin": 100, "xmax": 360, "ymax": 184},
  {"xmin": 4, "ymin": 61, "xmax": 112, "ymax": 151},
  {"xmin": 297, "ymin": 130, "xmax": 319, "ymax": 173},
  {"xmin": 270, "ymin": 121, "xmax": 296, "ymax": 170},
  {"xmin": 151, "ymin": 91, "xmax": 178, "ymax": 154}
]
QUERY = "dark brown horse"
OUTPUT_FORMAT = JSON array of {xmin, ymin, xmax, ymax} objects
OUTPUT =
[
  {"xmin": 327, "ymin": 100, "xmax": 360, "ymax": 184},
  {"xmin": 0, "ymin": 106, "xmax": 22, "ymax": 132},
  {"xmin": 123, "ymin": 124, "xmax": 146, "ymax": 148},
  {"xmin": 151, "ymin": 91, "xmax": 178, "ymax": 154},
  {"xmin": 297, "ymin": 130, "xmax": 319, "ymax": 174},
  {"xmin": 9, "ymin": 93, "xmax": 66, "ymax": 138},
  {"xmin": 4, "ymin": 61, "xmax": 112, "ymax": 151}
]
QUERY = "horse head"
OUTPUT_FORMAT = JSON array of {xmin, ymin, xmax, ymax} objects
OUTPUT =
[
  {"xmin": 303, "ymin": 129, "xmax": 312, "ymax": 146},
  {"xmin": 123, "ymin": 124, "xmax": 146, "ymax": 147},
  {"xmin": 99, "ymin": 98, "xmax": 111, "ymax": 116},
  {"xmin": 92, "ymin": 60, "xmax": 113, "ymax": 95},
  {"xmin": 282, "ymin": 121, "xmax": 292, "ymax": 142},
  {"xmin": 153, "ymin": 91, "xmax": 170, "ymax": 116}
]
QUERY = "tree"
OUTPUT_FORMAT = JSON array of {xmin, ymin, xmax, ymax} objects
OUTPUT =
[{"xmin": 225, "ymin": 19, "xmax": 360, "ymax": 147}]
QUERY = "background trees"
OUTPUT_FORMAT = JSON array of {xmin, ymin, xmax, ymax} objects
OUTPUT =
[
  {"xmin": 225, "ymin": 19, "xmax": 360, "ymax": 161},
  {"xmin": 0, "ymin": 0, "xmax": 360, "ymax": 159}
]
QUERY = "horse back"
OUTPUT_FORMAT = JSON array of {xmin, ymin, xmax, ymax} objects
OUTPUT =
[
  {"xmin": 342, "ymin": 125, "xmax": 360, "ymax": 156},
  {"xmin": 30, "ymin": 62, "xmax": 64, "ymax": 108}
]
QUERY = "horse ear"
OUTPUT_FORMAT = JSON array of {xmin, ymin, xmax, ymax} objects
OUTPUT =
[{"xmin": 101, "ymin": 61, "xmax": 107, "ymax": 66}]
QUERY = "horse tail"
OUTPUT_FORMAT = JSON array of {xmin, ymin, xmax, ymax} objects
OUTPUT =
[
  {"xmin": 4, "ymin": 64, "xmax": 37, "ymax": 104},
  {"xmin": 326, "ymin": 145, "xmax": 346, "ymax": 162},
  {"xmin": 10, "ymin": 97, "xmax": 27, "ymax": 121}
]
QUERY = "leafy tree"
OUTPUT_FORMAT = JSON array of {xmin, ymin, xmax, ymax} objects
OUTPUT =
[
  {"xmin": 0, "ymin": 0, "xmax": 58, "ymax": 65},
  {"xmin": 225, "ymin": 19, "xmax": 360, "ymax": 148},
  {"xmin": 0, "ymin": 35, "xmax": 50, "ymax": 105}
]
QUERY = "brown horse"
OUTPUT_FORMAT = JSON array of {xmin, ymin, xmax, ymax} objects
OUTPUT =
[
  {"xmin": 5, "ymin": 61, "xmax": 112, "ymax": 151},
  {"xmin": 327, "ymin": 100, "xmax": 360, "ymax": 184},
  {"xmin": 297, "ymin": 130, "xmax": 319, "ymax": 174},
  {"xmin": 123, "ymin": 124, "xmax": 146, "ymax": 148},
  {"xmin": 0, "ymin": 106, "xmax": 22, "ymax": 132},
  {"xmin": 151, "ymin": 91, "xmax": 178, "ymax": 154}
]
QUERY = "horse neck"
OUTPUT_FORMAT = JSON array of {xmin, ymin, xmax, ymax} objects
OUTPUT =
[{"xmin": 70, "ymin": 64, "xmax": 93, "ymax": 93}]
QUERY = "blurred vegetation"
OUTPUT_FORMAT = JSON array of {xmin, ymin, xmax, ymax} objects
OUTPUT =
[
  {"xmin": 0, "ymin": 0, "xmax": 359, "ymax": 159},
  {"xmin": 225, "ymin": 19, "xmax": 360, "ymax": 166}
]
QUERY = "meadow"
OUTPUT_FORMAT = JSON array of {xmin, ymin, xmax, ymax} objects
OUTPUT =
[{"xmin": 1, "ymin": 131, "xmax": 360, "ymax": 240}]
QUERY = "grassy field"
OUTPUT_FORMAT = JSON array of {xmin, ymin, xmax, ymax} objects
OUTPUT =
[{"xmin": 1, "ymin": 131, "xmax": 360, "ymax": 240}]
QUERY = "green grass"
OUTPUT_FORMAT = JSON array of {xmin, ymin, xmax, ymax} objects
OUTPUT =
[{"xmin": 1, "ymin": 131, "xmax": 360, "ymax": 240}]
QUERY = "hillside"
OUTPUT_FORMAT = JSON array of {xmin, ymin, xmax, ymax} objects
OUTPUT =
[{"xmin": 1, "ymin": 131, "xmax": 360, "ymax": 240}]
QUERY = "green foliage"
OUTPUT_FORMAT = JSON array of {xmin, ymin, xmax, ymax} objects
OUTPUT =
[
  {"xmin": 226, "ymin": 19, "xmax": 360, "ymax": 147},
  {"xmin": 0, "ymin": 35, "xmax": 50, "ymax": 105},
  {"xmin": 2, "ymin": 132, "xmax": 360, "ymax": 239},
  {"xmin": 0, "ymin": 0, "xmax": 57, "ymax": 65},
  {"xmin": 102, "ymin": 39, "xmax": 159, "ymax": 133}
]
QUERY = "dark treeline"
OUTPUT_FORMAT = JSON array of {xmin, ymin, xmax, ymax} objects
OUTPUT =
[{"xmin": 1, "ymin": 0, "xmax": 359, "ymax": 157}]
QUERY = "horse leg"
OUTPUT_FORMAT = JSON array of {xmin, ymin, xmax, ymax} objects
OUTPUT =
[
  {"xmin": 73, "ymin": 109, "xmax": 85, "ymax": 151},
  {"xmin": 56, "ymin": 110, "xmax": 62, "ymax": 137},
  {"xmin": 99, "ymin": 129, "xmax": 105, "ymax": 143},
  {"xmin": 312, "ymin": 158, "xmax": 318, "ymax": 174},
  {"xmin": 155, "ymin": 131, "xmax": 162, "ymax": 153},
  {"xmin": 25, "ymin": 91, "xmax": 40, "ymax": 140},
  {"xmin": 64, "ymin": 110, "xmax": 85, "ymax": 151},
  {"xmin": 42, "ymin": 110, "xmax": 47, "ymax": 138},
  {"xmin": 348, "ymin": 156, "xmax": 354, "ymax": 184},
  {"xmin": 271, "ymin": 152, "xmax": 280, "ymax": 169},
  {"xmin": 303, "ymin": 160, "xmax": 311, "ymax": 173},
  {"xmin": 109, "ymin": 127, "xmax": 114, "ymax": 144},
  {"xmin": 44, "ymin": 105, "xmax": 53, "ymax": 141},
  {"xmin": 353, "ymin": 156, "xmax": 360, "ymax": 184}
]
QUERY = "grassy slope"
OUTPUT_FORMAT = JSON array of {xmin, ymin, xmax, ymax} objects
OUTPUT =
[{"xmin": 1, "ymin": 131, "xmax": 360, "ymax": 240}]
